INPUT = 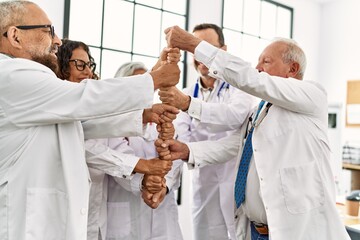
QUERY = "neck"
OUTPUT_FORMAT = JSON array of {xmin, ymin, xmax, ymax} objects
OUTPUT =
[
  {"xmin": 0, "ymin": 52, "xmax": 14, "ymax": 58},
  {"xmin": 200, "ymin": 76, "xmax": 215, "ymax": 89}
]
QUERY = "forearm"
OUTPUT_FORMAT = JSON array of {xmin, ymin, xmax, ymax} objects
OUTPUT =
[
  {"xmin": 85, "ymin": 139, "xmax": 139, "ymax": 178},
  {"xmin": 187, "ymin": 130, "xmax": 242, "ymax": 168}
]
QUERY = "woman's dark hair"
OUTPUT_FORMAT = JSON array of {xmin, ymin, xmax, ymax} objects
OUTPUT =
[{"xmin": 56, "ymin": 39, "xmax": 99, "ymax": 80}]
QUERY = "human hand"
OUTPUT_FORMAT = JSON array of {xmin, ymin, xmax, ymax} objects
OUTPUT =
[
  {"xmin": 159, "ymin": 86, "xmax": 190, "ymax": 111},
  {"xmin": 142, "ymin": 174, "xmax": 166, "ymax": 193},
  {"xmin": 153, "ymin": 103, "xmax": 179, "ymax": 124},
  {"xmin": 164, "ymin": 26, "xmax": 202, "ymax": 53},
  {"xmin": 152, "ymin": 47, "xmax": 181, "ymax": 71},
  {"xmin": 141, "ymin": 186, "xmax": 167, "ymax": 209},
  {"xmin": 164, "ymin": 47, "xmax": 181, "ymax": 64},
  {"xmin": 157, "ymin": 122, "xmax": 175, "ymax": 140},
  {"xmin": 134, "ymin": 158, "xmax": 172, "ymax": 175},
  {"xmin": 155, "ymin": 139, "xmax": 190, "ymax": 161},
  {"xmin": 143, "ymin": 103, "xmax": 179, "ymax": 124},
  {"xmin": 150, "ymin": 63, "xmax": 180, "ymax": 90}
]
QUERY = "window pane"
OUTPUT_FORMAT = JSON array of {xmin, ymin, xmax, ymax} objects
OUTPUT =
[
  {"xmin": 223, "ymin": 0, "xmax": 243, "ymax": 31},
  {"xmin": 260, "ymin": 1, "xmax": 276, "ymax": 39},
  {"xmin": 161, "ymin": 12, "xmax": 186, "ymax": 50},
  {"xmin": 103, "ymin": 0, "xmax": 134, "ymax": 51},
  {"xmin": 243, "ymin": 0, "xmax": 261, "ymax": 36},
  {"xmin": 132, "ymin": 55, "xmax": 158, "ymax": 70},
  {"xmin": 242, "ymin": 35, "xmax": 263, "ymax": 67},
  {"xmin": 223, "ymin": 29, "xmax": 242, "ymax": 57},
  {"xmin": 163, "ymin": 0, "xmax": 187, "ymax": 15},
  {"xmin": 277, "ymin": 7, "xmax": 292, "ymax": 38},
  {"xmin": 177, "ymin": 61, "xmax": 184, "ymax": 89},
  {"xmin": 223, "ymin": 0, "xmax": 293, "ymax": 69},
  {"xmin": 258, "ymin": 38, "xmax": 269, "ymax": 53},
  {"xmin": 89, "ymin": 47, "xmax": 101, "ymax": 77},
  {"xmin": 101, "ymin": 50, "xmax": 131, "ymax": 79},
  {"xmin": 136, "ymin": 0, "xmax": 161, "ymax": 9},
  {"xmin": 133, "ymin": 5, "xmax": 161, "ymax": 56},
  {"xmin": 69, "ymin": 0, "xmax": 103, "ymax": 46}
]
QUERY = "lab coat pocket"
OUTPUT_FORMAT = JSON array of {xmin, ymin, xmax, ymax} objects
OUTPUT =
[
  {"xmin": 280, "ymin": 161, "xmax": 325, "ymax": 214},
  {"xmin": 25, "ymin": 188, "xmax": 68, "ymax": 240},
  {"xmin": 107, "ymin": 202, "xmax": 131, "ymax": 239},
  {"xmin": 0, "ymin": 181, "xmax": 8, "ymax": 240}
]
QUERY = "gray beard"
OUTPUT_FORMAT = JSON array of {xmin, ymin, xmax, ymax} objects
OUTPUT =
[{"xmin": 32, "ymin": 55, "xmax": 59, "ymax": 76}]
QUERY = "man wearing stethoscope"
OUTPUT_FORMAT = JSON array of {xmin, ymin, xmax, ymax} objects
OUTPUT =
[{"xmin": 159, "ymin": 23, "xmax": 256, "ymax": 240}]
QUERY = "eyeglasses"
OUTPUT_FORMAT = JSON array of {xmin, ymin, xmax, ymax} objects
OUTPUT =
[
  {"xmin": 69, "ymin": 59, "xmax": 96, "ymax": 72},
  {"xmin": 3, "ymin": 25, "xmax": 55, "ymax": 38}
]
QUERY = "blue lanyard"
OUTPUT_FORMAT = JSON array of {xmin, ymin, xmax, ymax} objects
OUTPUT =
[
  {"xmin": 193, "ymin": 80, "xmax": 230, "ymax": 98},
  {"xmin": 217, "ymin": 82, "xmax": 230, "ymax": 97}
]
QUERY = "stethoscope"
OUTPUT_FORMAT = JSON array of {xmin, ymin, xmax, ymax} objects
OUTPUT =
[
  {"xmin": 244, "ymin": 102, "xmax": 272, "ymax": 139},
  {"xmin": 193, "ymin": 78, "xmax": 230, "ymax": 98}
]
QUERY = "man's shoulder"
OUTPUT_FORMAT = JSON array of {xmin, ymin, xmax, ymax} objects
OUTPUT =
[{"xmin": 0, "ymin": 56, "xmax": 54, "ymax": 76}]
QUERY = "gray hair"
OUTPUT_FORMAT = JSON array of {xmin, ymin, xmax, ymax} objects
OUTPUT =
[
  {"xmin": 272, "ymin": 37, "xmax": 307, "ymax": 79},
  {"xmin": 0, "ymin": 1, "xmax": 34, "ymax": 39},
  {"xmin": 114, "ymin": 61, "xmax": 148, "ymax": 78}
]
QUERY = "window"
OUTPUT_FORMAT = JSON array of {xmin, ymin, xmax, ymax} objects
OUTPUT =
[
  {"xmin": 222, "ymin": 0, "xmax": 293, "ymax": 66},
  {"xmin": 64, "ymin": 0, "xmax": 188, "ymax": 87}
]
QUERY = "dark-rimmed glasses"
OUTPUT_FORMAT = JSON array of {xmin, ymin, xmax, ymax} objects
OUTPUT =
[
  {"xmin": 3, "ymin": 25, "xmax": 55, "ymax": 38},
  {"xmin": 69, "ymin": 59, "xmax": 96, "ymax": 72}
]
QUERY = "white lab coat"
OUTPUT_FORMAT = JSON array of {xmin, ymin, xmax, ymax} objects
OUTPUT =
[
  {"xmin": 107, "ymin": 123, "xmax": 183, "ymax": 240},
  {"xmin": 175, "ymin": 79, "xmax": 254, "ymax": 240},
  {"xmin": 0, "ymin": 55, "xmax": 153, "ymax": 240},
  {"xmin": 186, "ymin": 42, "xmax": 350, "ymax": 239},
  {"xmin": 85, "ymin": 137, "xmax": 141, "ymax": 240}
]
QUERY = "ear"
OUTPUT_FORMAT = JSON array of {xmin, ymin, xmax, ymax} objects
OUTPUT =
[
  {"xmin": 5, "ymin": 26, "xmax": 23, "ymax": 49},
  {"xmin": 288, "ymin": 61, "xmax": 300, "ymax": 78}
]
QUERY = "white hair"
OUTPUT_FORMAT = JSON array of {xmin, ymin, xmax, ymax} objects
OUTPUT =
[
  {"xmin": 272, "ymin": 37, "xmax": 307, "ymax": 79},
  {"xmin": 0, "ymin": 1, "xmax": 34, "ymax": 38},
  {"xmin": 114, "ymin": 61, "xmax": 148, "ymax": 77}
]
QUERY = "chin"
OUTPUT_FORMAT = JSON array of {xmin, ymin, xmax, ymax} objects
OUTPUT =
[{"xmin": 199, "ymin": 72, "xmax": 210, "ymax": 78}]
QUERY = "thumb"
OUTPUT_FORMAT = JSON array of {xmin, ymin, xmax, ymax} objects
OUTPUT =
[
  {"xmin": 164, "ymin": 27, "xmax": 171, "ymax": 34},
  {"xmin": 152, "ymin": 191, "xmax": 161, "ymax": 203}
]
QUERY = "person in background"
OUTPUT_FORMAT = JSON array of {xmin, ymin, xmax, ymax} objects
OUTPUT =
[
  {"xmin": 0, "ymin": 1, "xmax": 180, "ymax": 239},
  {"xmin": 159, "ymin": 23, "xmax": 255, "ymax": 240},
  {"xmin": 56, "ymin": 39, "xmax": 180, "ymax": 240},
  {"xmin": 114, "ymin": 61, "xmax": 147, "ymax": 77},
  {"xmin": 105, "ymin": 61, "xmax": 183, "ymax": 240},
  {"xmin": 156, "ymin": 25, "xmax": 351, "ymax": 240},
  {"xmin": 56, "ymin": 38, "xmax": 99, "ymax": 80}
]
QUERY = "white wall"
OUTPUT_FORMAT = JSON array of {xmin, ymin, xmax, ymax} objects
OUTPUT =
[{"xmin": 319, "ymin": 0, "xmax": 360, "ymax": 144}]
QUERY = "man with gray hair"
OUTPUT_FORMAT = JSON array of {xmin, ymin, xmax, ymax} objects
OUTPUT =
[
  {"xmin": 0, "ymin": 1, "xmax": 179, "ymax": 240},
  {"xmin": 156, "ymin": 26, "xmax": 351, "ymax": 239}
]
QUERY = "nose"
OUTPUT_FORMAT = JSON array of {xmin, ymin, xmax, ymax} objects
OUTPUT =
[
  {"xmin": 53, "ymin": 34, "xmax": 62, "ymax": 47},
  {"xmin": 84, "ymin": 65, "xmax": 93, "ymax": 77},
  {"xmin": 255, "ymin": 63, "xmax": 263, "ymax": 72}
]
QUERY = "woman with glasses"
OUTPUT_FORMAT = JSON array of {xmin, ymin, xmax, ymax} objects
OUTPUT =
[
  {"xmin": 56, "ymin": 40, "xmax": 180, "ymax": 240},
  {"xmin": 57, "ymin": 39, "xmax": 99, "ymax": 82}
]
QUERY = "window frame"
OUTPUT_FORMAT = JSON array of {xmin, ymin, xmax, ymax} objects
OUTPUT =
[
  {"xmin": 63, "ymin": 0, "xmax": 189, "ymax": 87},
  {"xmin": 221, "ymin": 0, "xmax": 294, "ymax": 65}
]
